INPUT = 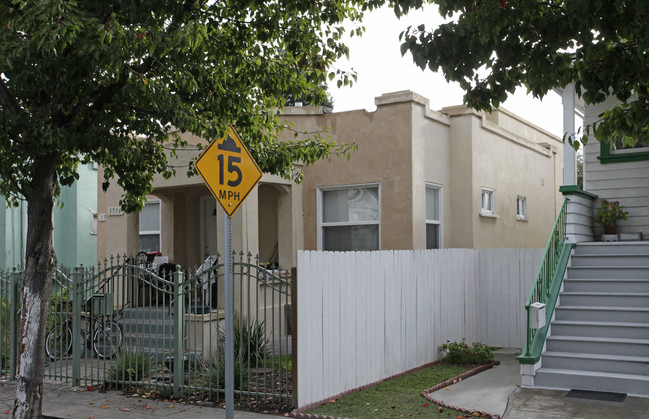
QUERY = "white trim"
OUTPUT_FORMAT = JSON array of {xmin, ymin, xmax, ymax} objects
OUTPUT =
[
  {"xmin": 480, "ymin": 187, "xmax": 498, "ymax": 218},
  {"xmin": 516, "ymin": 195, "xmax": 528, "ymax": 222},
  {"xmin": 425, "ymin": 182, "xmax": 443, "ymax": 249},
  {"xmin": 317, "ymin": 183, "xmax": 381, "ymax": 251}
]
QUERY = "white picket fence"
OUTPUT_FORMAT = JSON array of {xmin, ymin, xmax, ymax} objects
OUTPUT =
[{"xmin": 296, "ymin": 248, "xmax": 543, "ymax": 408}]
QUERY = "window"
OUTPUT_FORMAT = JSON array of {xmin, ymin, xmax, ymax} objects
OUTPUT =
[
  {"xmin": 599, "ymin": 138, "xmax": 649, "ymax": 164},
  {"xmin": 516, "ymin": 196, "xmax": 528, "ymax": 221},
  {"xmin": 319, "ymin": 185, "xmax": 380, "ymax": 251},
  {"xmin": 480, "ymin": 188, "xmax": 497, "ymax": 217},
  {"xmin": 139, "ymin": 200, "xmax": 161, "ymax": 252},
  {"xmin": 90, "ymin": 210, "xmax": 98, "ymax": 235},
  {"xmin": 425, "ymin": 184, "xmax": 442, "ymax": 249}
]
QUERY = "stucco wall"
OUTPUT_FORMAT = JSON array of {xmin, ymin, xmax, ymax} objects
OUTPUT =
[
  {"xmin": 290, "ymin": 100, "xmax": 416, "ymax": 250},
  {"xmin": 470, "ymin": 113, "xmax": 561, "ymax": 248}
]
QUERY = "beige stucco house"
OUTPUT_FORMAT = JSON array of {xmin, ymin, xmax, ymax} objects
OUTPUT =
[{"xmin": 96, "ymin": 90, "xmax": 563, "ymax": 269}]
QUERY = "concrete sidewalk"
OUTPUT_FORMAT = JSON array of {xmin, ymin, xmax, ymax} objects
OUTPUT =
[
  {"xmin": 426, "ymin": 348, "xmax": 649, "ymax": 418},
  {"xmin": 0, "ymin": 379, "xmax": 282, "ymax": 418},
  {"xmin": 426, "ymin": 348, "xmax": 521, "ymax": 417}
]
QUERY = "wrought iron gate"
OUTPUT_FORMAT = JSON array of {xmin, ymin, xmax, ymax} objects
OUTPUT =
[{"xmin": 0, "ymin": 252, "xmax": 293, "ymax": 411}]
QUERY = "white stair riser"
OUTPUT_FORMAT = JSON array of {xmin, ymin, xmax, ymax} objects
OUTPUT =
[
  {"xmin": 534, "ymin": 370, "xmax": 649, "ymax": 397},
  {"xmin": 542, "ymin": 355, "xmax": 649, "ymax": 376},
  {"xmin": 574, "ymin": 243, "xmax": 649, "ymax": 256},
  {"xmin": 570, "ymin": 255, "xmax": 649, "ymax": 267},
  {"xmin": 567, "ymin": 267, "xmax": 649, "ymax": 280},
  {"xmin": 546, "ymin": 339, "xmax": 649, "ymax": 357},
  {"xmin": 555, "ymin": 308, "xmax": 649, "ymax": 323},
  {"xmin": 559, "ymin": 294, "xmax": 649, "ymax": 307},
  {"xmin": 563, "ymin": 279, "xmax": 649, "ymax": 293},
  {"xmin": 551, "ymin": 323, "xmax": 649, "ymax": 339}
]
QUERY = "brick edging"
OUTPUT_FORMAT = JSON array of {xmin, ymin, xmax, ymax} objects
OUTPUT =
[
  {"xmin": 421, "ymin": 360, "xmax": 502, "ymax": 419},
  {"xmin": 290, "ymin": 360, "xmax": 501, "ymax": 419}
]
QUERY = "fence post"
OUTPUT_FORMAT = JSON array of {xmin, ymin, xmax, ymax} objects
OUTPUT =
[
  {"xmin": 9, "ymin": 269, "xmax": 20, "ymax": 380},
  {"xmin": 290, "ymin": 266, "xmax": 297, "ymax": 408},
  {"xmin": 71, "ymin": 266, "xmax": 83, "ymax": 386},
  {"xmin": 173, "ymin": 268, "xmax": 184, "ymax": 399}
]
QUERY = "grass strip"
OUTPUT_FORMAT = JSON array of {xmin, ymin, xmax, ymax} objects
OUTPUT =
[{"xmin": 304, "ymin": 364, "xmax": 473, "ymax": 418}]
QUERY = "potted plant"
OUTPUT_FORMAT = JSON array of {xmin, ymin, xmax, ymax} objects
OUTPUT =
[{"xmin": 594, "ymin": 199, "xmax": 628, "ymax": 234}]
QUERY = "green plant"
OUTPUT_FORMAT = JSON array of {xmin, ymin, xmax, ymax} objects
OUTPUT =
[
  {"xmin": 594, "ymin": 199, "xmax": 628, "ymax": 226},
  {"xmin": 438, "ymin": 338, "xmax": 494, "ymax": 365},
  {"xmin": 47, "ymin": 289, "xmax": 71, "ymax": 333},
  {"xmin": 205, "ymin": 354, "xmax": 249, "ymax": 391},
  {"xmin": 219, "ymin": 315, "xmax": 268, "ymax": 367},
  {"xmin": 108, "ymin": 350, "xmax": 151, "ymax": 383}
]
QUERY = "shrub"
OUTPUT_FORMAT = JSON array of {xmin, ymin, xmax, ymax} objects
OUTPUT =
[
  {"xmin": 218, "ymin": 315, "xmax": 268, "ymax": 367},
  {"xmin": 438, "ymin": 338, "xmax": 494, "ymax": 365},
  {"xmin": 205, "ymin": 353, "xmax": 249, "ymax": 390},
  {"xmin": 108, "ymin": 350, "xmax": 151, "ymax": 383},
  {"xmin": 47, "ymin": 289, "xmax": 71, "ymax": 332}
]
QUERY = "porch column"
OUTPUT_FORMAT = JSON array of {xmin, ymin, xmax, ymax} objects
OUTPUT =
[{"xmin": 562, "ymin": 85, "xmax": 577, "ymax": 185}]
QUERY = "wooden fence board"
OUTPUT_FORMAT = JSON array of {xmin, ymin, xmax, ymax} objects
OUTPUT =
[{"xmin": 296, "ymin": 248, "xmax": 543, "ymax": 408}]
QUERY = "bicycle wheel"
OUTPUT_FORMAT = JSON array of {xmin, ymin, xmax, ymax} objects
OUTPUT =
[
  {"xmin": 45, "ymin": 323, "xmax": 72, "ymax": 360},
  {"xmin": 93, "ymin": 321, "xmax": 123, "ymax": 359}
]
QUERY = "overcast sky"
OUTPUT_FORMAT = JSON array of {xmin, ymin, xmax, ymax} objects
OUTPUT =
[{"xmin": 326, "ymin": 4, "xmax": 564, "ymax": 138}]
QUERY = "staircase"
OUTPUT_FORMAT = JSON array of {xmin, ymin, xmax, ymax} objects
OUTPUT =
[
  {"xmin": 119, "ymin": 306, "xmax": 177, "ymax": 362},
  {"xmin": 533, "ymin": 241, "xmax": 649, "ymax": 396}
]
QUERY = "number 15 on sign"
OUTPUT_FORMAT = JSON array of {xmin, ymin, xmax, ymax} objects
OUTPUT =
[{"xmin": 194, "ymin": 124, "xmax": 263, "ymax": 217}]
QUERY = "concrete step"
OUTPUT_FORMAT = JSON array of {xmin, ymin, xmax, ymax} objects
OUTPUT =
[
  {"xmin": 542, "ymin": 351, "xmax": 649, "ymax": 375},
  {"xmin": 550, "ymin": 320, "xmax": 649, "ymax": 340},
  {"xmin": 533, "ymin": 368, "xmax": 649, "ymax": 397},
  {"xmin": 555, "ymin": 306, "xmax": 649, "ymax": 323},
  {"xmin": 123, "ymin": 332, "xmax": 175, "ymax": 350},
  {"xmin": 567, "ymin": 266, "xmax": 649, "ymax": 280},
  {"xmin": 569, "ymin": 254, "xmax": 649, "ymax": 267},
  {"xmin": 559, "ymin": 292, "xmax": 649, "ymax": 307},
  {"xmin": 121, "ymin": 307, "xmax": 174, "ymax": 321},
  {"xmin": 119, "ymin": 317, "xmax": 175, "ymax": 335},
  {"xmin": 562, "ymin": 278, "xmax": 649, "ymax": 293},
  {"xmin": 574, "ymin": 242, "xmax": 649, "ymax": 256},
  {"xmin": 546, "ymin": 335, "xmax": 649, "ymax": 357}
]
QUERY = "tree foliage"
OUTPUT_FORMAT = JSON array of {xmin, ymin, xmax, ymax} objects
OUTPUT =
[
  {"xmin": 397, "ymin": 0, "xmax": 649, "ymax": 148},
  {"xmin": 0, "ymin": 0, "xmax": 384, "ymax": 415},
  {"xmin": 0, "ymin": 0, "xmax": 381, "ymax": 212}
]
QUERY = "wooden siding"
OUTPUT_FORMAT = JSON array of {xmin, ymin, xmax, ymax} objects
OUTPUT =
[
  {"xmin": 584, "ymin": 142, "xmax": 649, "ymax": 238},
  {"xmin": 296, "ymin": 248, "xmax": 543, "ymax": 408}
]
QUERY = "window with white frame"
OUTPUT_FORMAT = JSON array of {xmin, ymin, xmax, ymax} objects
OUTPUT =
[
  {"xmin": 425, "ymin": 184, "xmax": 442, "ymax": 249},
  {"xmin": 319, "ymin": 185, "xmax": 380, "ymax": 251},
  {"xmin": 516, "ymin": 195, "xmax": 528, "ymax": 221},
  {"xmin": 480, "ymin": 187, "xmax": 497, "ymax": 217},
  {"xmin": 139, "ymin": 200, "xmax": 161, "ymax": 252}
]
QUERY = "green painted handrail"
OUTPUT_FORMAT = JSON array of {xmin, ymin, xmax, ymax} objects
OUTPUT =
[{"xmin": 518, "ymin": 198, "xmax": 574, "ymax": 365}]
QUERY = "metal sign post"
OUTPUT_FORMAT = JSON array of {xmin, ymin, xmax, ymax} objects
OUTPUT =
[
  {"xmin": 194, "ymin": 124, "xmax": 262, "ymax": 419},
  {"xmin": 224, "ymin": 214, "xmax": 234, "ymax": 419}
]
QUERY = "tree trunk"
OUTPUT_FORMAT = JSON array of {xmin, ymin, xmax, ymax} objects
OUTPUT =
[{"xmin": 13, "ymin": 154, "xmax": 59, "ymax": 419}]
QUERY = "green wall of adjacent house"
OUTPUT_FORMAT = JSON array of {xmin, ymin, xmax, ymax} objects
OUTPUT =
[{"xmin": 0, "ymin": 163, "xmax": 98, "ymax": 271}]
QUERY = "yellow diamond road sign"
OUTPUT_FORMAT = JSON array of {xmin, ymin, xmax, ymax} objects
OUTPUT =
[{"xmin": 195, "ymin": 124, "xmax": 262, "ymax": 217}]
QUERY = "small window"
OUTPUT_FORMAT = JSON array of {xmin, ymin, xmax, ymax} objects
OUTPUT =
[
  {"xmin": 319, "ymin": 184, "xmax": 380, "ymax": 251},
  {"xmin": 425, "ymin": 184, "xmax": 442, "ymax": 249},
  {"xmin": 139, "ymin": 200, "xmax": 161, "ymax": 252},
  {"xmin": 90, "ymin": 210, "xmax": 98, "ymax": 235},
  {"xmin": 480, "ymin": 188, "xmax": 497, "ymax": 218},
  {"xmin": 516, "ymin": 196, "xmax": 528, "ymax": 221}
]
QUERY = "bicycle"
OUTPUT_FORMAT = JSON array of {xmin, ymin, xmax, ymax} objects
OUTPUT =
[{"xmin": 45, "ymin": 303, "xmax": 123, "ymax": 360}]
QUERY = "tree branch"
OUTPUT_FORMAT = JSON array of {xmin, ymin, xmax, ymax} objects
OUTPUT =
[{"xmin": 0, "ymin": 79, "xmax": 22, "ymax": 118}]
